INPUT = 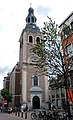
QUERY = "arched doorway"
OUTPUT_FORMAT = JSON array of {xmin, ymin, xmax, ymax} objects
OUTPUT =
[{"xmin": 32, "ymin": 96, "xmax": 40, "ymax": 109}]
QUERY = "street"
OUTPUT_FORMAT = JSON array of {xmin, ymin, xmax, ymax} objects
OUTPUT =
[{"xmin": 0, "ymin": 112, "xmax": 32, "ymax": 120}]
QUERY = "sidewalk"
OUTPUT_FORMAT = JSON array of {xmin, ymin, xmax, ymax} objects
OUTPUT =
[{"xmin": 11, "ymin": 111, "xmax": 32, "ymax": 120}]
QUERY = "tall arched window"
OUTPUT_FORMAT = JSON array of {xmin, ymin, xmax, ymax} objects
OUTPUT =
[
  {"xmin": 32, "ymin": 17, "xmax": 34, "ymax": 23},
  {"xmin": 28, "ymin": 17, "xmax": 30, "ymax": 23},
  {"xmin": 34, "ymin": 75, "xmax": 38, "ymax": 86},
  {"xmin": 36, "ymin": 37, "xmax": 40, "ymax": 44},
  {"xmin": 29, "ymin": 36, "xmax": 33, "ymax": 43}
]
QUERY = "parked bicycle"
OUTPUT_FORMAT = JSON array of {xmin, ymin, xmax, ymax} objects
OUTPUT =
[
  {"xmin": 61, "ymin": 113, "xmax": 73, "ymax": 120},
  {"xmin": 31, "ymin": 110, "xmax": 46, "ymax": 120},
  {"xmin": 44, "ymin": 110, "xmax": 62, "ymax": 120},
  {"xmin": 31, "ymin": 109, "xmax": 73, "ymax": 120}
]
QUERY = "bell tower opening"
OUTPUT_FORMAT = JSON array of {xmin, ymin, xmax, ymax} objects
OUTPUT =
[{"xmin": 26, "ymin": 7, "xmax": 36, "ymax": 25}]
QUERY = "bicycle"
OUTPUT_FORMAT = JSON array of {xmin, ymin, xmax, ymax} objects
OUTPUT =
[
  {"xmin": 44, "ymin": 109, "xmax": 62, "ymax": 120},
  {"xmin": 31, "ymin": 110, "xmax": 47, "ymax": 120},
  {"xmin": 31, "ymin": 111, "xmax": 37, "ymax": 120}
]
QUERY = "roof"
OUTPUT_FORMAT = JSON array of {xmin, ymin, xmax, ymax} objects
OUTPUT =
[
  {"xmin": 59, "ymin": 11, "xmax": 73, "ymax": 28},
  {"xmin": 24, "ymin": 24, "xmax": 40, "ymax": 32}
]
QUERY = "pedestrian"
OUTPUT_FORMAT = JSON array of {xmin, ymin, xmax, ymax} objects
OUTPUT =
[
  {"xmin": 51, "ymin": 104, "xmax": 56, "ymax": 110},
  {"xmin": 0, "ymin": 107, "xmax": 2, "ymax": 112},
  {"xmin": 48, "ymin": 102, "xmax": 51, "ymax": 110},
  {"xmin": 25, "ymin": 104, "xmax": 28, "ymax": 112},
  {"xmin": 21, "ymin": 106, "xmax": 24, "ymax": 112}
]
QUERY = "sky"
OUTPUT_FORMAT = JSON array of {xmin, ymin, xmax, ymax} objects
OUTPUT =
[{"xmin": 0, "ymin": 0, "xmax": 73, "ymax": 90}]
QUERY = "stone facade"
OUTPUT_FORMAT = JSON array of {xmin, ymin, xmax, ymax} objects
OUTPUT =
[
  {"xmin": 3, "ymin": 7, "xmax": 49, "ymax": 109},
  {"xmin": 19, "ymin": 7, "xmax": 49, "ymax": 109}
]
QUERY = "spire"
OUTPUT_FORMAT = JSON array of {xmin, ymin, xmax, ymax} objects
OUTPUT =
[
  {"xmin": 26, "ymin": 6, "xmax": 37, "ymax": 25},
  {"xmin": 25, "ymin": 7, "xmax": 40, "ymax": 32}
]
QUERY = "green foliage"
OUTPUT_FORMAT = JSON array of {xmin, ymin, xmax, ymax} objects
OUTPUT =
[
  {"xmin": 31, "ymin": 38, "xmax": 47, "ymax": 75},
  {"xmin": 31, "ymin": 17, "xmax": 72, "ymax": 118},
  {"xmin": 31, "ymin": 17, "xmax": 64, "ymax": 78},
  {"xmin": 1, "ymin": 88, "xmax": 12, "ymax": 102}
]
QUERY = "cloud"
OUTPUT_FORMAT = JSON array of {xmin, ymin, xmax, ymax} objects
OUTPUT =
[
  {"xmin": 36, "ymin": 5, "xmax": 51, "ymax": 16},
  {"xmin": 0, "ymin": 8, "xmax": 3, "ymax": 11},
  {"xmin": 0, "ymin": 25, "xmax": 3, "ymax": 31},
  {"xmin": 0, "ymin": 66, "xmax": 10, "ymax": 76}
]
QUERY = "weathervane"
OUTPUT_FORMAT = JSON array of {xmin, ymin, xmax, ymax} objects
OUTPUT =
[{"xmin": 30, "ymin": 2, "xmax": 32, "ymax": 7}]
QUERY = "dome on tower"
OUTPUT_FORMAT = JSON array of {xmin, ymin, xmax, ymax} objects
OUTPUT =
[
  {"xmin": 24, "ymin": 7, "xmax": 40, "ymax": 32},
  {"xmin": 26, "ymin": 7, "xmax": 36, "ymax": 24},
  {"xmin": 28, "ymin": 7, "xmax": 34, "ymax": 14}
]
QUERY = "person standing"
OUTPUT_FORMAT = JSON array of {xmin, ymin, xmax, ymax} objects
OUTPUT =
[{"xmin": 25, "ymin": 104, "xmax": 28, "ymax": 112}]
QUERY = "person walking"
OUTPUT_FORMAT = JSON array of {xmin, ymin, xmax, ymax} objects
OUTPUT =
[{"xmin": 25, "ymin": 104, "xmax": 28, "ymax": 112}]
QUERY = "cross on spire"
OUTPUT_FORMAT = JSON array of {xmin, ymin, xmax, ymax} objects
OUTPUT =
[{"xmin": 30, "ymin": 2, "xmax": 32, "ymax": 7}]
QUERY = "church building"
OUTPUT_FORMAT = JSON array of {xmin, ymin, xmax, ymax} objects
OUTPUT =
[
  {"xmin": 3, "ymin": 6, "xmax": 49, "ymax": 110},
  {"xmin": 19, "ymin": 6, "xmax": 49, "ymax": 109}
]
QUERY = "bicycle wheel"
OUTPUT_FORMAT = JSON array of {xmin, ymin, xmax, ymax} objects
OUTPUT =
[
  {"xmin": 44, "ymin": 115, "xmax": 48, "ymax": 120},
  {"xmin": 31, "ymin": 113, "xmax": 37, "ymax": 120},
  {"xmin": 44, "ymin": 115, "xmax": 52, "ymax": 120}
]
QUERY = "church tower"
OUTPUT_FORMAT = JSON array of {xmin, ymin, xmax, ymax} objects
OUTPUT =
[{"xmin": 19, "ymin": 7, "xmax": 49, "ymax": 109}]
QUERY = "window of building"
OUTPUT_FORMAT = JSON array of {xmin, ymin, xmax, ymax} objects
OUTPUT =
[
  {"xmin": 32, "ymin": 74, "xmax": 39, "ymax": 86},
  {"xmin": 71, "ymin": 21, "xmax": 73, "ymax": 29},
  {"xmin": 28, "ymin": 17, "xmax": 30, "ymax": 23},
  {"xmin": 33, "ymin": 75, "xmax": 38, "ymax": 86},
  {"xmin": 36, "ymin": 37, "xmax": 40, "ymax": 44},
  {"xmin": 29, "ymin": 36, "xmax": 33, "ymax": 43},
  {"xmin": 31, "ymin": 17, "xmax": 34, "ymax": 23},
  {"xmin": 63, "ymin": 26, "xmax": 70, "ymax": 39},
  {"xmin": 66, "ymin": 43, "xmax": 73, "ymax": 58},
  {"xmin": 70, "ymin": 21, "xmax": 73, "ymax": 33}
]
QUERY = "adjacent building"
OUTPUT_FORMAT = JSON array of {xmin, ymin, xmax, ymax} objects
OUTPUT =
[
  {"xmin": 49, "ymin": 76, "xmax": 66, "ymax": 109},
  {"xmin": 48, "ymin": 12, "xmax": 73, "ymax": 110},
  {"xmin": 59, "ymin": 11, "xmax": 73, "ymax": 93},
  {"xmin": 3, "ymin": 62, "xmax": 21, "ymax": 108}
]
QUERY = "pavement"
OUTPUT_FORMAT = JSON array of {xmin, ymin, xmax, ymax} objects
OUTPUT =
[
  {"xmin": 0, "ymin": 112, "xmax": 32, "ymax": 120},
  {"xmin": 11, "ymin": 111, "xmax": 32, "ymax": 120}
]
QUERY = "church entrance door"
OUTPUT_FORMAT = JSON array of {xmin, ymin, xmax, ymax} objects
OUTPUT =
[{"xmin": 32, "ymin": 96, "xmax": 40, "ymax": 109}]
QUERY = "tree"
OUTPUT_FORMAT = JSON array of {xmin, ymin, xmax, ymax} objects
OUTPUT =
[
  {"xmin": 31, "ymin": 17, "xmax": 63, "ymax": 77},
  {"xmin": 1, "ymin": 88, "xmax": 12, "ymax": 107},
  {"xmin": 31, "ymin": 17, "xmax": 72, "ymax": 119}
]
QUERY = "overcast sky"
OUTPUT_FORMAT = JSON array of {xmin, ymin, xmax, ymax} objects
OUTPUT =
[{"xmin": 0, "ymin": 0, "xmax": 73, "ymax": 90}]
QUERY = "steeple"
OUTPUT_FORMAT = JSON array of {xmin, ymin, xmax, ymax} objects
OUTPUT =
[
  {"xmin": 24, "ymin": 7, "xmax": 40, "ymax": 32},
  {"xmin": 26, "ymin": 7, "xmax": 37, "ymax": 25}
]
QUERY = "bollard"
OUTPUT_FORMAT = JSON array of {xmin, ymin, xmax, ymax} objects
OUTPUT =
[
  {"xmin": 18, "ymin": 111, "xmax": 20, "ymax": 117},
  {"xmin": 15, "ymin": 111, "xmax": 17, "ymax": 116},
  {"xmin": 21, "ymin": 112, "xmax": 23, "ymax": 118},
  {"xmin": 25, "ymin": 112, "xmax": 27, "ymax": 119}
]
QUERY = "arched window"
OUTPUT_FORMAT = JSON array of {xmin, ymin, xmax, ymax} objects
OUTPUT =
[
  {"xmin": 34, "ymin": 75, "xmax": 38, "ymax": 86},
  {"xmin": 32, "ymin": 17, "xmax": 34, "ymax": 23},
  {"xmin": 28, "ymin": 17, "xmax": 30, "ymax": 23},
  {"xmin": 29, "ymin": 36, "xmax": 33, "ymax": 43},
  {"xmin": 36, "ymin": 37, "xmax": 40, "ymax": 44}
]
